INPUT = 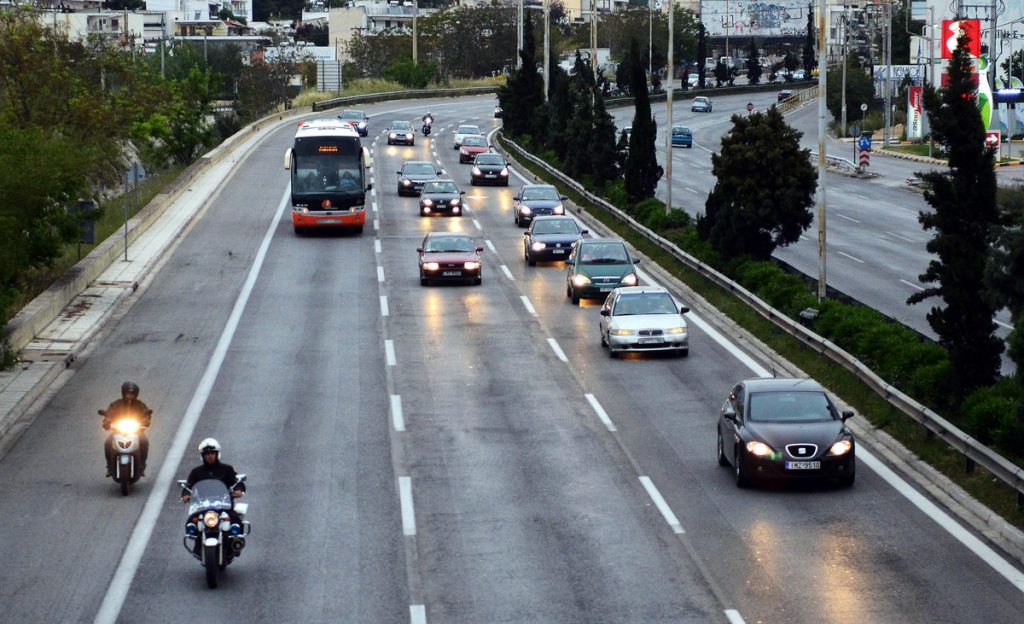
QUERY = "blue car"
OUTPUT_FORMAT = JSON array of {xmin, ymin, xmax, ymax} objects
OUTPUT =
[{"xmin": 671, "ymin": 125, "xmax": 693, "ymax": 148}]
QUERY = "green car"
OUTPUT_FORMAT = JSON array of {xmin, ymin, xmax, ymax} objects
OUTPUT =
[{"xmin": 565, "ymin": 238, "xmax": 641, "ymax": 305}]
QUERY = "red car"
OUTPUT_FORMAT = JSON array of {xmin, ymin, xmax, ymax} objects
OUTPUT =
[
  {"xmin": 459, "ymin": 135, "xmax": 490, "ymax": 163},
  {"xmin": 417, "ymin": 232, "xmax": 483, "ymax": 286}
]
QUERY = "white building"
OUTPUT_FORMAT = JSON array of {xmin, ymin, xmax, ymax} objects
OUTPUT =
[
  {"xmin": 145, "ymin": 0, "xmax": 254, "ymax": 22},
  {"xmin": 328, "ymin": 1, "xmax": 441, "ymax": 62}
]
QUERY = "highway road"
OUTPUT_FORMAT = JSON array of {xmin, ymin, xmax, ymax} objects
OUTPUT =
[{"xmin": 0, "ymin": 94, "xmax": 1022, "ymax": 623}]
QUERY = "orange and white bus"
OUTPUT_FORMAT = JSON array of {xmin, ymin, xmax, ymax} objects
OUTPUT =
[{"xmin": 283, "ymin": 119, "xmax": 373, "ymax": 235}]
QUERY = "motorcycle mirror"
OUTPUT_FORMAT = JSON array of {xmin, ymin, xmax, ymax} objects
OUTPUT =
[
  {"xmin": 236, "ymin": 473, "xmax": 247, "ymax": 483},
  {"xmin": 177, "ymin": 479, "xmax": 188, "ymax": 489}
]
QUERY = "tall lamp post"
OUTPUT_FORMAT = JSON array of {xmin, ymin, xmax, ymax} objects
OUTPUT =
[
  {"xmin": 517, "ymin": 0, "xmax": 524, "ymax": 69},
  {"xmin": 649, "ymin": 0, "xmax": 653, "ymax": 82},
  {"xmin": 665, "ymin": 0, "xmax": 673, "ymax": 214},
  {"xmin": 816, "ymin": 0, "xmax": 828, "ymax": 301},
  {"xmin": 543, "ymin": 0, "xmax": 550, "ymax": 102},
  {"xmin": 412, "ymin": 0, "xmax": 417, "ymax": 63},
  {"xmin": 592, "ymin": 0, "xmax": 598, "ymax": 77}
]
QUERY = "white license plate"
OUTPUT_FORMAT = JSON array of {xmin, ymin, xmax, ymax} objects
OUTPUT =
[
  {"xmin": 638, "ymin": 337, "xmax": 663, "ymax": 344},
  {"xmin": 599, "ymin": 287, "xmax": 613, "ymax": 292},
  {"xmin": 319, "ymin": 218, "xmax": 342, "ymax": 224},
  {"xmin": 442, "ymin": 271, "xmax": 462, "ymax": 277},
  {"xmin": 785, "ymin": 461, "xmax": 821, "ymax": 470},
  {"xmin": 552, "ymin": 249, "xmax": 566, "ymax": 254},
  {"xmin": 485, "ymin": 174, "xmax": 496, "ymax": 178}
]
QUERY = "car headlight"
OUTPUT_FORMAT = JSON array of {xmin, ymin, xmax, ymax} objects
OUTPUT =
[
  {"xmin": 357, "ymin": 121, "xmax": 367, "ymax": 128},
  {"xmin": 621, "ymin": 273, "xmax": 638, "ymax": 286},
  {"xmin": 553, "ymin": 204, "xmax": 564, "ymax": 214},
  {"xmin": 389, "ymin": 133, "xmax": 397, "ymax": 139},
  {"xmin": 423, "ymin": 262, "xmax": 439, "ymax": 271},
  {"xmin": 112, "ymin": 418, "xmax": 141, "ymax": 435},
  {"xmin": 531, "ymin": 241, "xmax": 545, "ymax": 251},
  {"xmin": 203, "ymin": 511, "xmax": 220, "ymax": 528},
  {"xmin": 746, "ymin": 441, "xmax": 774, "ymax": 457},
  {"xmin": 520, "ymin": 206, "xmax": 532, "ymax": 214},
  {"xmin": 405, "ymin": 133, "xmax": 412, "ymax": 139},
  {"xmin": 472, "ymin": 167, "xmax": 482, "ymax": 176},
  {"xmin": 666, "ymin": 326, "xmax": 688, "ymax": 334},
  {"xmin": 451, "ymin": 198, "xmax": 460, "ymax": 206},
  {"xmin": 572, "ymin": 274, "xmax": 591, "ymax": 287},
  {"xmin": 402, "ymin": 179, "xmax": 411, "ymax": 186},
  {"xmin": 500, "ymin": 168, "xmax": 509, "ymax": 176},
  {"xmin": 609, "ymin": 329, "xmax": 635, "ymax": 336},
  {"xmin": 460, "ymin": 148, "xmax": 468, "ymax": 155},
  {"xmin": 828, "ymin": 440, "xmax": 853, "ymax": 456},
  {"xmin": 421, "ymin": 198, "xmax": 433, "ymax": 206},
  {"xmin": 464, "ymin": 261, "xmax": 480, "ymax": 270}
]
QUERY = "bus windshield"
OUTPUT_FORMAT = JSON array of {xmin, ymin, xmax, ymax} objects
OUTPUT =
[{"xmin": 291, "ymin": 137, "xmax": 364, "ymax": 198}]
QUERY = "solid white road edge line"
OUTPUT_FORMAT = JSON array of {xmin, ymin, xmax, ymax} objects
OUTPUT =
[
  {"xmin": 391, "ymin": 394, "xmax": 405, "ymax": 432},
  {"xmin": 380, "ymin": 295, "xmax": 390, "ymax": 317},
  {"xmin": 724, "ymin": 609, "xmax": 747, "ymax": 624},
  {"xmin": 996, "ymin": 319, "xmax": 1013, "ymax": 330},
  {"xmin": 473, "ymin": 219, "xmax": 482, "ymax": 230},
  {"xmin": 585, "ymin": 393, "xmax": 617, "ymax": 432},
  {"xmin": 385, "ymin": 339, "xmax": 396, "ymax": 366},
  {"xmin": 410, "ymin": 604, "xmax": 427, "ymax": 624},
  {"xmin": 520, "ymin": 296, "xmax": 537, "ymax": 316},
  {"xmin": 399, "ymin": 476, "xmax": 416, "ymax": 536},
  {"xmin": 92, "ymin": 185, "xmax": 291, "ymax": 624},
  {"xmin": 500, "ymin": 265, "xmax": 514, "ymax": 280},
  {"xmin": 547, "ymin": 337, "xmax": 569, "ymax": 362},
  {"xmin": 638, "ymin": 476, "xmax": 685, "ymax": 534},
  {"xmin": 838, "ymin": 213, "xmax": 861, "ymax": 223}
]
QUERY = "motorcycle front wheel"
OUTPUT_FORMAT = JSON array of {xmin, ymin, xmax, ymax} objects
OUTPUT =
[
  {"xmin": 204, "ymin": 544, "xmax": 219, "ymax": 588},
  {"xmin": 119, "ymin": 475, "xmax": 130, "ymax": 496}
]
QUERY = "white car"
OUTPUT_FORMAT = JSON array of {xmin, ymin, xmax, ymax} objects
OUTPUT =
[
  {"xmin": 453, "ymin": 124, "xmax": 482, "ymax": 149},
  {"xmin": 792, "ymin": 69, "xmax": 807, "ymax": 81},
  {"xmin": 687, "ymin": 73, "xmax": 699, "ymax": 88},
  {"xmin": 599, "ymin": 286, "xmax": 690, "ymax": 358}
]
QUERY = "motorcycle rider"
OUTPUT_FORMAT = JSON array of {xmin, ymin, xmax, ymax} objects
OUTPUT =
[
  {"xmin": 422, "ymin": 112, "xmax": 433, "ymax": 126},
  {"xmin": 102, "ymin": 381, "xmax": 152, "ymax": 477},
  {"xmin": 180, "ymin": 438, "xmax": 246, "ymax": 504}
]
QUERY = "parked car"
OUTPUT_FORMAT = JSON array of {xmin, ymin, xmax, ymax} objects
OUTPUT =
[
  {"xmin": 470, "ymin": 153, "xmax": 510, "ymax": 186},
  {"xmin": 565, "ymin": 238, "xmax": 640, "ymax": 305},
  {"xmin": 777, "ymin": 89, "xmax": 795, "ymax": 103},
  {"xmin": 387, "ymin": 120, "xmax": 415, "ymax": 146},
  {"xmin": 599, "ymin": 286, "xmax": 690, "ymax": 358},
  {"xmin": 338, "ymin": 109, "xmax": 369, "ymax": 136},
  {"xmin": 671, "ymin": 125, "xmax": 692, "ymax": 148},
  {"xmin": 717, "ymin": 377, "xmax": 856, "ymax": 487},
  {"xmin": 513, "ymin": 184, "xmax": 567, "ymax": 227},
  {"xmin": 417, "ymin": 232, "xmax": 483, "ymax": 286},
  {"xmin": 687, "ymin": 73, "xmax": 700, "ymax": 88},
  {"xmin": 419, "ymin": 179, "xmax": 465, "ymax": 217},
  {"xmin": 459, "ymin": 135, "xmax": 490, "ymax": 163},
  {"xmin": 397, "ymin": 161, "xmax": 443, "ymax": 196},
  {"xmin": 523, "ymin": 216, "xmax": 587, "ymax": 265},
  {"xmin": 792, "ymin": 69, "xmax": 807, "ymax": 81},
  {"xmin": 691, "ymin": 96, "xmax": 712, "ymax": 113},
  {"xmin": 453, "ymin": 124, "xmax": 482, "ymax": 149}
]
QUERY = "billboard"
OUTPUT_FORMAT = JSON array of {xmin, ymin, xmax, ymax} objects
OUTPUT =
[
  {"xmin": 700, "ymin": 1, "xmax": 809, "ymax": 38},
  {"xmin": 907, "ymin": 86, "xmax": 924, "ymax": 141},
  {"xmin": 941, "ymin": 20, "xmax": 981, "ymax": 59}
]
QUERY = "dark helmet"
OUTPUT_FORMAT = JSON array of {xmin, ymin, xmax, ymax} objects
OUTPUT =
[{"xmin": 121, "ymin": 381, "xmax": 140, "ymax": 399}]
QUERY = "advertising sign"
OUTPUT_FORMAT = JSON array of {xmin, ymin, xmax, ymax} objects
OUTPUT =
[
  {"xmin": 941, "ymin": 20, "xmax": 981, "ymax": 59},
  {"xmin": 700, "ymin": 1, "xmax": 808, "ymax": 38},
  {"xmin": 907, "ymin": 86, "xmax": 924, "ymax": 141}
]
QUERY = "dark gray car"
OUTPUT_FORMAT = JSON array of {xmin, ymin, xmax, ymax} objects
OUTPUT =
[
  {"xmin": 397, "ymin": 161, "xmax": 443, "ymax": 196},
  {"xmin": 523, "ymin": 216, "xmax": 587, "ymax": 265},
  {"xmin": 513, "ymin": 184, "xmax": 567, "ymax": 227},
  {"xmin": 419, "ymin": 179, "xmax": 466, "ymax": 217}
]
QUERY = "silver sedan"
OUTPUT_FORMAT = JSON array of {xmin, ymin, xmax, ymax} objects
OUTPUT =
[{"xmin": 599, "ymin": 286, "xmax": 689, "ymax": 358}]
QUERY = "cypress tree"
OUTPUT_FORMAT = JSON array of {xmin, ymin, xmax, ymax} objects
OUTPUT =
[
  {"xmin": 696, "ymin": 23, "xmax": 707, "ymax": 89},
  {"xmin": 497, "ymin": 13, "xmax": 541, "ymax": 139},
  {"xmin": 589, "ymin": 90, "xmax": 621, "ymax": 187},
  {"xmin": 746, "ymin": 40, "xmax": 762, "ymax": 85},
  {"xmin": 802, "ymin": 3, "xmax": 816, "ymax": 72},
  {"xmin": 623, "ymin": 38, "xmax": 662, "ymax": 205}
]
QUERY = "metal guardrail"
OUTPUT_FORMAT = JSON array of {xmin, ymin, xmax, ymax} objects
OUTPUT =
[
  {"xmin": 498, "ymin": 133, "xmax": 1024, "ymax": 504},
  {"xmin": 311, "ymin": 86, "xmax": 497, "ymax": 112},
  {"xmin": 809, "ymin": 150, "xmax": 859, "ymax": 173}
]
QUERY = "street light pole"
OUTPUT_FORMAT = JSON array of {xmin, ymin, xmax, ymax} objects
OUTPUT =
[
  {"xmin": 543, "ymin": 0, "xmax": 550, "ymax": 102},
  {"xmin": 517, "ymin": 0, "xmax": 524, "ymax": 69},
  {"xmin": 592, "ymin": 0, "xmax": 598, "ymax": 77},
  {"xmin": 649, "ymin": 1, "xmax": 653, "ymax": 83},
  {"xmin": 883, "ymin": 0, "xmax": 892, "ymax": 148},
  {"xmin": 816, "ymin": 0, "xmax": 828, "ymax": 302},
  {"xmin": 413, "ymin": 0, "xmax": 417, "ymax": 64},
  {"xmin": 665, "ymin": 0, "xmax": 674, "ymax": 214},
  {"xmin": 841, "ymin": 9, "xmax": 848, "ymax": 139}
]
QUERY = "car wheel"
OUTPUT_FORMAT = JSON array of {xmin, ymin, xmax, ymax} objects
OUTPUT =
[
  {"xmin": 677, "ymin": 348, "xmax": 689, "ymax": 358},
  {"xmin": 294, "ymin": 226, "xmax": 306, "ymax": 235},
  {"xmin": 474, "ymin": 275, "xmax": 482, "ymax": 285},
  {"xmin": 717, "ymin": 428, "xmax": 729, "ymax": 467},
  {"xmin": 514, "ymin": 212, "xmax": 519, "ymax": 225},
  {"xmin": 734, "ymin": 447, "xmax": 751, "ymax": 488},
  {"xmin": 571, "ymin": 288, "xmax": 581, "ymax": 305},
  {"xmin": 353, "ymin": 225, "xmax": 364, "ymax": 234},
  {"xmin": 600, "ymin": 329, "xmax": 607, "ymax": 347},
  {"xmin": 608, "ymin": 348, "xmax": 617, "ymax": 359},
  {"xmin": 527, "ymin": 253, "xmax": 536, "ymax": 267},
  {"xmin": 420, "ymin": 274, "xmax": 428, "ymax": 286},
  {"xmin": 503, "ymin": 180, "xmax": 509, "ymax": 187},
  {"xmin": 838, "ymin": 461, "xmax": 856, "ymax": 487}
]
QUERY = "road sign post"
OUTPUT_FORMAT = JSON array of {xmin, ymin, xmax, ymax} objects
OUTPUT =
[{"xmin": 858, "ymin": 132, "xmax": 871, "ymax": 173}]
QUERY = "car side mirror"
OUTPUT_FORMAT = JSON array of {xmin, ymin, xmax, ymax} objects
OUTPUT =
[
  {"xmin": 841, "ymin": 410, "xmax": 854, "ymax": 422},
  {"xmin": 439, "ymin": 170, "xmax": 446, "ymax": 175},
  {"xmin": 580, "ymin": 229, "xmax": 589, "ymax": 235},
  {"xmin": 476, "ymin": 246, "xmax": 484, "ymax": 252},
  {"xmin": 177, "ymin": 479, "xmax": 189, "ymax": 489},
  {"xmin": 460, "ymin": 191, "xmax": 466, "ymax": 195},
  {"xmin": 396, "ymin": 170, "xmax": 402, "ymax": 175},
  {"xmin": 723, "ymin": 406, "xmax": 738, "ymax": 423},
  {"xmin": 236, "ymin": 474, "xmax": 247, "ymax": 483},
  {"xmin": 560, "ymin": 195, "xmax": 568, "ymax": 201},
  {"xmin": 632, "ymin": 257, "xmax": 641, "ymax": 264},
  {"xmin": 365, "ymin": 183, "xmax": 373, "ymax": 191},
  {"xmin": 513, "ymin": 196, "xmax": 521, "ymax": 201},
  {"xmin": 416, "ymin": 248, "xmax": 423, "ymax": 253},
  {"xmin": 600, "ymin": 309, "xmax": 610, "ymax": 317},
  {"xmin": 565, "ymin": 258, "xmax": 574, "ymax": 265},
  {"xmin": 679, "ymin": 306, "xmax": 690, "ymax": 314}
]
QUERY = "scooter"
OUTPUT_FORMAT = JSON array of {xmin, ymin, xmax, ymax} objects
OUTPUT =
[
  {"xmin": 179, "ymin": 475, "xmax": 250, "ymax": 589},
  {"xmin": 99, "ymin": 409, "xmax": 147, "ymax": 496},
  {"xmin": 422, "ymin": 116, "xmax": 433, "ymax": 136}
]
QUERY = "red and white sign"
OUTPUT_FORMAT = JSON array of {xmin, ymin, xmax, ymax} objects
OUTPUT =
[
  {"xmin": 942, "ymin": 20, "xmax": 981, "ymax": 59},
  {"xmin": 858, "ymin": 149, "xmax": 870, "ymax": 169},
  {"xmin": 907, "ymin": 86, "xmax": 924, "ymax": 141},
  {"xmin": 985, "ymin": 132, "xmax": 1001, "ymax": 149}
]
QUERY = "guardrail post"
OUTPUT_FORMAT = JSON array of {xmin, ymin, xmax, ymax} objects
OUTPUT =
[{"xmin": 965, "ymin": 457, "xmax": 976, "ymax": 474}]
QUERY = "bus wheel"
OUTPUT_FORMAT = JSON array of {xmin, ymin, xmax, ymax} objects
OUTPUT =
[
  {"xmin": 294, "ymin": 226, "xmax": 306, "ymax": 236},
  {"xmin": 353, "ymin": 225, "xmax": 364, "ymax": 234}
]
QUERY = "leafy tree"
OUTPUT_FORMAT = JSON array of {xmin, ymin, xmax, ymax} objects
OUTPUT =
[
  {"xmin": 383, "ymin": 59, "xmax": 437, "ymax": 88},
  {"xmin": 802, "ymin": 3, "xmax": 816, "ymax": 72},
  {"xmin": 783, "ymin": 51, "xmax": 799, "ymax": 73},
  {"xmin": 254, "ymin": 0, "xmax": 305, "ymax": 21},
  {"xmin": 1000, "ymin": 50, "xmax": 1023, "ymax": 80},
  {"xmin": 295, "ymin": 23, "xmax": 327, "ymax": 46},
  {"xmin": 908, "ymin": 30, "xmax": 1003, "ymax": 400},
  {"xmin": 746, "ymin": 40, "xmax": 762, "ymax": 85},
  {"xmin": 986, "ymin": 187, "xmax": 1024, "ymax": 380},
  {"xmin": 563, "ymin": 84, "xmax": 595, "ymax": 179},
  {"xmin": 696, "ymin": 107, "xmax": 816, "ymax": 262},
  {"xmin": 825, "ymin": 54, "xmax": 874, "ymax": 122},
  {"xmin": 235, "ymin": 59, "xmax": 294, "ymax": 123},
  {"xmin": 615, "ymin": 49, "xmax": 632, "ymax": 95},
  {"xmin": 892, "ymin": 0, "xmax": 924, "ymax": 65},
  {"xmin": 545, "ymin": 58, "xmax": 574, "ymax": 158},
  {"xmin": 696, "ymin": 22, "xmax": 707, "ymax": 89},
  {"xmin": 622, "ymin": 38, "xmax": 661, "ymax": 205}
]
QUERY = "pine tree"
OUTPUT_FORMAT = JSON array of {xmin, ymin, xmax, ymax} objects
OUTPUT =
[
  {"xmin": 746, "ymin": 40, "xmax": 762, "ymax": 85},
  {"xmin": 986, "ymin": 188, "xmax": 1024, "ymax": 379},
  {"xmin": 908, "ymin": 30, "xmax": 1003, "ymax": 400},
  {"xmin": 622, "ymin": 38, "xmax": 662, "ymax": 206},
  {"xmin": 564, "ymin": 87, "xmax": 595, "ymax": 179},
  {"xmin": 546, "ymin": 59, "xmax": 574, "ymax": 159}
]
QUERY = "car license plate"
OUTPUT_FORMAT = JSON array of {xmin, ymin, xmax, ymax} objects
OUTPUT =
[
  {"xmin": 638, "ymin": 337, "xmax": 663, "ymax": 344},
  {"xmin": 319, "ymin": 218, "xmax": 342, "ymax": 224},
  {"xmin": 785, "ymin": 461, "xmax": 821, "ymax": 470},
  {"xmin": 599, "ymin": 287, "xmax": 613, "ymax": 292},
  {"xmin": 485, "ymin": 174, "xmax": 496, "ymax": 178},
  {"xmin": 552, "ymin": 249, "xmax": 566, "ymax": 254},
  {"xmin": 442, "ymin": 271, "xmax": 462, "ymax": 277}
]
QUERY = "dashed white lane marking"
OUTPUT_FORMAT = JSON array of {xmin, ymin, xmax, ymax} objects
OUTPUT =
[
  {"xmin": 380, "ymin": 295, "xmax": 390, "ymax": 317},
  {"xmin": 585, "ymin": 393, "xmax": 617, "ymax": 432},
  {"xmin": 377, "ymin": 266, "xmax": 385, "ymax": 283},
  {"xmin": 410, "ymin": 605, "xmax": 427, "ymax": 624},
  {"xmin": 385, "ymin": 339, "xmax": 396, "ymax": 366},
  {"xmin": 374, "ymin": 218, "xmax": 380, "ymax": 231},
  {"xmin": 485, "ymin": 239, "xmax": 497, "ymax": 253},
  {"xmin": 371, "ymin": 188, "xmax": 377, "ymax": 198},
  {"xmin": 473, "ymin": 218, "xmax": 482, "ymax": 230},
  {"xmin": 372, "ymin": 201, "xmax": 378, "ymax": 212},
  {"xmin": 391, "ymin": 394, "xmax": 405, "ymax": 432},
  {"xmin": 685, "ymin": 187, "xmax": 700, "ymax": 194},
  {"xmin": 500, "ymin": 265, "xmax": 514, "ymax": 280},
  {"xmin": 854, "ymin": 193, "xmax": 871, "ymax": 201},
  {"xmin": 799, "ymin": 235, "xmax": 809, "ymax": 241},
  {"xmin": 638, "ymin": 476, "xmax": 685, "ymax": 534},
  {"xmin": 900, "ymin": 278, "xmax": 924, "ymax": 291},
  {"xmin": 724, "ymin": 610, "xmax": 747, "ymax": 624},
  {"xmin": 838, "ymin": 213, "xmax": 861, "ymax": 223},
  {"xmin": 375, "ymin": 239, "xmax": 382, "ymax": 254},
  {"xmin": 886, "ymin": 231, "xmax": 915, "ymax": 243},
  {"xmin": 837, "ymin": 250, "xmax": 865, "ymax": 264},
  {"xmin": 547, "ymin": 338, "xmax": 569, "ymax": 362},
  {"xmin": 399, "ymin": 476, "xmax": 416, "ymax": 536},
  {"xmin": 996, "ymin": 318, "xmax": 1013, "ymax": 330},
  {"xmin": 520, "ymin": 296, "xmax": 537, "ymax": 316}
]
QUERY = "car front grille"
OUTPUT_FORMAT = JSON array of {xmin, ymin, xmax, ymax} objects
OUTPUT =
[
  {"xmin": 638, "ymin": 329, "xmax": 664, "ymax": 336},
  {"xmin": 785, "ymin": 444, "xmax": 819, "ymax": 459}
]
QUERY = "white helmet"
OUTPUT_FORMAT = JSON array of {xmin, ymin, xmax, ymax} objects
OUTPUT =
[{"xmin": 198, "ymin": 438, "xmax": 221, "ymax": 458}]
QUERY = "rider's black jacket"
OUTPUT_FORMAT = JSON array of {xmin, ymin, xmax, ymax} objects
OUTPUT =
[{"xmin": 182, "ymin": 460, "xmax": 246, "ymax": 496}]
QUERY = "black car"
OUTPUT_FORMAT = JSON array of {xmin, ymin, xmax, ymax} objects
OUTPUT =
[
  {"xmin": 470, "ymin": 153, "xmax": 510, "ymax": 186},
  {"xmin": 523, "ymin": 216, "xmax": 587, "ymax": 265},
  {"xmin": 338, "ymin": 109, "xmax": 369, "ymax": 136},
  {"xmin": 419, "ymin": 179, "xmax": 466, "ymax": 217},
  {"xmin": 777, "ymin": 89, "xmax": 795, "ymax": 103},
  {"xmin": 717, "ymin": 378, "xmax": 856, "ymax": 488},
  {"xmin": 494, "ymin": 105, "xmax": 503, "ymax": 118},
  {"xmin": 513, "ymin": 184, "xmax": 567, "ymax": 227},
  {"xmin": 397, "ymin": 161, "xmax": 443, "ymax": 196},
  {"xmin": 387, "ymin": 120, "xmax": 415, "ymax": 145}
]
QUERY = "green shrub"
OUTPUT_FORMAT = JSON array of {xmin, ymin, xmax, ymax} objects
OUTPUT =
[
  {"xmin": 960, "ymin": 381, "xmax": 1024, "ymax": 448},
  {"xmin": 382, "ymin": 59, "xmax": 437, "ymax": 89}
]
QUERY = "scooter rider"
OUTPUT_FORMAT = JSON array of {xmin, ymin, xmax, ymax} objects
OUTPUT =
[
  {"xmin": 102, "ymin": 381, "xmax": 152, "ymax": 477},
  {"xmin": 422, "ymin": 112, "xmax": 433, "ymax": 126},
  {"xmin": 181, "ymin": 438, "xmax": 246, "ymax": 504}
]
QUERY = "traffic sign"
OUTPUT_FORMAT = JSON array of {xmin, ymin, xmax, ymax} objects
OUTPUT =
[
  {"xmin": 848, "ymin": 125, "xmax": 860, "ymax": 137},
  {"xmin": 746, "ymin": 102, "xmax": 754, "ymax": 112},
  {"xmin": 985, "ymin": 132, "xmax": 1001, "ymax": 149},
  {"xmin": 858, "ymin": 135, "xmax": 872, "ymax": 151},
  {"xmin": 859, "ymin": 150, "xmax": 870, "ymax": 169},
  {"xmin": 860, "ymin": 103, "xmax": 868, "ymax": 112}
]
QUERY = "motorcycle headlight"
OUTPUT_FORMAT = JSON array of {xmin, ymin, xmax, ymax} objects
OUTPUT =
[
  {"xmin": 609, "ymin": 328, "xmax": 635, "ymax": 336},
  {"xmin": 421, "ymin": 198, "xmax": 434, "ymax": 207},
  {"xmin": 402, "ymin": 179, "xmax": 412, "ymax": 186},
  {"xmin": 464, "ymin": 261, "xmax": 480, "ymax": 270},
  {"xmin": 203, "ymin": 511, "xmax": 220, "ymax": 528},
  {"xmin": 531, "ymin": 241, "xmax": 546, "ymax": 251},
  {"xmin": 112, "ymin": 419, "xmax": 141, "ymax": 435},
  {"xmin": 828, "ymin": 440, "xmax": 853, "ymax": 456},
  {"xmin": 500, "ymin": 168, "xmax": 509, "ymax": 176},
  {"xmin": 746, "ymin": 441, "xmax": 774, "ymax": 457},
  {"xmin": 472, "ymin": 167, "xmax": 482, "ymax": 176},
  {"xmin": 621, "ymin": 273, "xmax": 638, "ymax": 286},
  {"xmin": 423, "ymin": 262, "xmax": 440, "ymax": 271},
  {"xmin": 666, "ymin": 326, "xmax": 688, "ymax": 334},
  {"xmin": 554, "ymin": 204, "xmax": 564, "ymax": 214},
  {"xmin": 572, "ymin": 274, "xmax": 591, "ymax": 287}
]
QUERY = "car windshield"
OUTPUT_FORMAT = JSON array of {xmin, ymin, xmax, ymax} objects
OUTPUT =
[
  {"xmin": 613, "ymin": 293, "xmax": 677, "ymax": 316},
  {"xmin": 423, "ymin": 181, "xmax": 457, "ymax": 194},
  {"xmin": 404, "ymin": 163, "xmax": 436, "ymax": 175},
  {"xmin": 392, "ymin": 121, "xmax": 412, "ymax": 130},
  {"xmin": 463, "ymin": 137, "xmax": 487, "ymax": 147},
  {"xmin": 577, "ymin": 242, "xmax": 629, "ymax": 264},
  {"xmin": 341, "ymin": 111, "xmax": 364, "ymax": 120},
  {"xmin": 187, "ymin": 479, "xmax": 232, "ymax": 513},
  {"xmin": 749, "ymin": 391, "xmax": 834, "ymax": 423},
  {"xmin": 425, "ymin": 236, "xmax": 475, "ymax": 252},
  {"xmin": 532, "ymin": 219, "xmax": 579, "ymax": 235},
  {"xmin": 477, "ymin": 155, "xmax": 504, "ymax": 165},
  {"xmin": 457, "ymin": 126, "xmax": 480, "ymax": 134},
  {"xmin": 522, "ymin": 187, "xmax": 560, "ymax": 201},
  {"xmin": 695, "ymin": 98, "xmax": 708, "ymax": 103}
]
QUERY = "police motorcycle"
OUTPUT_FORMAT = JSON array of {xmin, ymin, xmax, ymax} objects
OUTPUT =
[
  {"xmin": 178, "ymin": 475, "xmax": 250, "ymax": 588},
  {"xmin": 422, "ymin": 114, "xmax": 433, "ymax": 136},
  {"xmin": 98, "ymin": 408, "xmax": 148, "ymax": 496}
]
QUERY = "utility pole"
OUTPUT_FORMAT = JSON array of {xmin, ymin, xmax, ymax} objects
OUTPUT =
[
  {"xmin": 665, "ymin": 0, "xmax": 674, "ymax": 214},
  {"xmin": 592, "ymin": 0, "xmax": 598, "ymax": 77},
  {"xmin": 649, "ymin": 1, "xmax": 653, "ymax": 84},
  {"xmin": 517, "ymin": 0, "xmax": 524, "ymax": 69},
  {"xmin": 413, "ymin": 0, "xmax": 417, "ymax": 64},
  {"xmin": 883, "ymin": 0, "xmax": 892, "ymax": 148},
  {"xmin": 816, "ymin": 0, "xmax": 827, "ymax": 301},
  {"xmin": 990, "ymin": 0, "xmax": 997, "ymax": 90},
  {"xmin": 725, "ymin": 0, "xmax": 730, "ymax": 58},
  {"xmin": 928, "ymin": 5, "xmax": 935, "ymax": 157},
  {"xmin": 841, "ymin": 8, "xmax": 848, "ymax": 139},
  {"xmin": 543, "ymin": 0, "xmax": 550, "ymax": 102}
]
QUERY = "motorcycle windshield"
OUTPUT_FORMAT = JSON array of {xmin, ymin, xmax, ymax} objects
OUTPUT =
[{"xmin": 188, "ymin": 479, "xmax": 232, "ymax": 514}]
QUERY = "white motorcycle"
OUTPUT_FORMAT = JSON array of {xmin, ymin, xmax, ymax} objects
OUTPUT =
[
  {"xmin": 99, "ymin": 409, "xmax": 147, "ymax": 496},
  {"xmin": 178, "ymin": 476, "xmax": 250, "ymax": 589}
]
